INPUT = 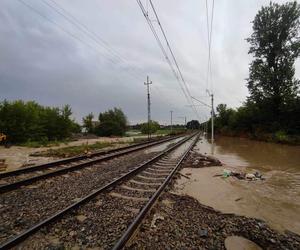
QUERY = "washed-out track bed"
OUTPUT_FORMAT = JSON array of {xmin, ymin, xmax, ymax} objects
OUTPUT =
[{"xmin": 0, "ymin": 133, "xmax": 199, "ymax": 249}]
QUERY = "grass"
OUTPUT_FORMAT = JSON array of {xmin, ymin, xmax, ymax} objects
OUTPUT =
[
  {"xmin": 18, "ymin": 139, "xmax": 70, "ymax": 148},
  {"xmin": 31, "ymin": 134, "xmax": 172, "ymax": 158},
  {"xmin": 154, "ymin": 129, "xmax": 186, "ymax": 135},
  {"xmin": 31, "ymin": 141, "xmax": 127, "ymax": 158}
]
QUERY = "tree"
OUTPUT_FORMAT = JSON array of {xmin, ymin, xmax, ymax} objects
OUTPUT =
[
  {"xmin": 95, "ymin": 108, "xmax": 128, "ymax": 136},
  {"xmin": 186, "ymin": 120, "xmax": 200, "ymax": 130},
  {"xmin": 0, "ymin": 100, "xmax": 80, "ymax": 143},
  {"xmin": 82, "ymin": 113, "xmax": 94, "ymax": 133},
  {"xmin": 214, "ymin": 104, "xmax": 236, "ymax": 132},
  {"xmin": 59, "ymin": 105, "xmax": 73, "ymax": 138},
  {"xmin": 247, "ymin": 1, "xmax": 300, "ymax": 127},
  {"xmin": 140, "ymin": 121, "xmax": 160, "ymax": 134}
]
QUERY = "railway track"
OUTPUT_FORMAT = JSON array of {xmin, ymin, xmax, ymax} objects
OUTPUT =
[
  {"xmin": 0, "ymin": 135, "xmax": 182, "ymax": 193},
  {"xmin": 0, "ymin": 133, "xmax": 199, "ymax": 249}
]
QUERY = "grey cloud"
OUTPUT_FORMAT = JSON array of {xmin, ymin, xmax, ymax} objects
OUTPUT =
[{"xmin": 0, "ymin": 0, "xmax": 298, "ymax": 124}]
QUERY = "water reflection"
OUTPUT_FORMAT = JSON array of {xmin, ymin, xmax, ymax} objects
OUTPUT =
[{"xmin": 198, "ymin": 135, "xmax": 300, "ymax": 172}]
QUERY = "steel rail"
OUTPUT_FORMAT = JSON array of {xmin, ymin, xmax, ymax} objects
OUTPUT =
[
  {"xmin": 0, "ymin": 135, "xmax": 183, "ymax": 194},
  {"xmin": 112, "ymin": 133, "xmax": 200, "ymax": 250},
  {"xmin": 0, "ymin": 135, "xmax": 181, "ymax": 179},
  {"xmin": 0, "ymin": 133, "xmax": 197, "ymax": 250}
]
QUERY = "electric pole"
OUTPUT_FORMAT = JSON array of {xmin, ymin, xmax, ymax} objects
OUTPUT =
[
  {"xmin": 144, "ymin": 76, "xmax": 152, "ymax": 141},
  {"xmin": 211, "ymin": 93, "xmax": 214, "ymax": 142},
  {"xmin": 206, "ymin": 90, "xmax": 214, "ymax": 143},
  {"xmin": 170, "ymin": 111, "xmax": 173, "ymax": 133}
]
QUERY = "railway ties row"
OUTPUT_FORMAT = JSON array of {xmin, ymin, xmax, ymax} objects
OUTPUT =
[
  {"xmin": 0, "ymin": 135, "xmax": 182, "ymax": 194},
  {"xmin": 0, "ymin": 133, "xmax": 199, "ymax": 249}
]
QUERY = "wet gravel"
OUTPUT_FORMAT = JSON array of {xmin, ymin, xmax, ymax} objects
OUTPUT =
[
  {"xmin": 0, "ymin": 139, "xmax": 173, "ymax": 186},
  {"xmin": 182, "ymin": 148, "xmax": 222, "ymax": 168},
  {"xmin": 16, "ymin": 194, "xmax": 145, "ymax": 250},
  {"xmin": 0, "ymin": 149, "xmax": 160, "ymax": 244},
  {"xmin": 128, "ymin": 192, "xmax": 300, "ymax": 250},
  {"xmin": 6, "ymin": 134, "xmax": 299, "ymax": 250},
  {"xmin": 7, "ymin": 136, "xmax": 197, "ymax": 249}
]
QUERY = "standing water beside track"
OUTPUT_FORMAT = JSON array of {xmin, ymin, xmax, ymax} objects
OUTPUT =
[{"xmin": 176, "ymin": 135, "xmax": 300, "ymax": 234}]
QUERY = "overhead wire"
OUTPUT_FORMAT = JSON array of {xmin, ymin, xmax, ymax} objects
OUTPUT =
[
  {"xmin": 18, "ymin": 0, "xmax": 200, "ymax": 121},
  {"xmin": 205, "ymin": 0, "xmax": 215, "ymax": 93},
  {"xmin": 42, "ymin": 0, "xmax": 145, "ymax": 82},
  {"xmin": 137, "ymin": 0, "xmax": 199, "ymax": 120},
  {"xmin": 43, "ymin": 0, "xmax": 182, "ymax": 115},
  {"xmin": 148, "ymin": 0, "xmax": 200, "ymax": 120},
  {"xmin": 137, "ymin": 0, "xmax": 200, "ymax": 120},
  {"xmin": 17, "ymin": 0, "xmax": 146, "ymax": 88},
  {"xmin": 16, "ymin": 0, "xmax": 159, "ymax": 112},
  {"xmin": 149, "ymin": 0, "xmax": 195, "ymax": 104},
  {"xmin": 136, "ymin": 0, "xmax": 189, "ymax": 100}
]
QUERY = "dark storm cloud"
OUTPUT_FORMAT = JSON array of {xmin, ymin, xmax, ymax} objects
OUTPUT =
[{"xmin": 0, "ymin": 0, "xmax": 298, "ymax": 124}]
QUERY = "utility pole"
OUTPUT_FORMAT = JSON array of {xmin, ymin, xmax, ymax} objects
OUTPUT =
[
  {"xmin": 170, "ymin": 111, "xmax": 173, "ymax": 133},
  {"xmin": 206, "ymin": 90, "xmax": 214, "ymax": 143},
  {"xmin": 144, "ymin": 76, "xmax": 152, "ymax": 141},
  {"xmin": 205, "ymin": 116, "xmax": 208, "ymax": 136},
  {"xmin": 211, "ymin": 93, "xmax": 214, "ymax": 142}
]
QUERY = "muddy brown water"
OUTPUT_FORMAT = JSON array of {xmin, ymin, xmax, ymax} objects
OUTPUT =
[{"xmin": 178, "ymin": 135, "xmax": 300, "ymax": 234}]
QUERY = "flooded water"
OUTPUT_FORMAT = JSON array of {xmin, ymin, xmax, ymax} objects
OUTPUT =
[
  {"xmin": 176, "ymin": 135, "xmax": 300, "ymax": 234},
  {"xmin": 199, "ymin": 136, "xmax": 300, "ymax": 173}
]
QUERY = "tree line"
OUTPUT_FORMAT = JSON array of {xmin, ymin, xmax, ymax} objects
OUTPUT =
[
  {"xmin": 0, "ymin": 99, "xmax": 192, "ymax": 144},
  {"xmin": 0, "ymin": 100, "xmax": 80, "ymax": 143},
  {"xmin": 207, "ymin": 1, "xmax": 300, "ymax": 144},
  {"xmin": 0, "ymin": 100, "xmax": 131, "ymax": 143}
]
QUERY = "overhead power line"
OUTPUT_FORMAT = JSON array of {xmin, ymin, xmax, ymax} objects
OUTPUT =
[
  {"xmin": 136, "ymin": 0, "xmax": 200, "ymax": 120},
  {"xmin": 149, "ymin": 0, "xmax": 193, "ymax": 101},
  {"xmin": 191, "ymin": 96, "xmax": 211, "ymax": 108},
  {"xmin": 136, "ymin": 0, "xmax": 189, "ymax": 100},
  {"xmin": 17, "ymin": 0, "xmax": 142, "ymax": 86},
  {"xmin": 42, "ymin": 0, "xmax": 145, "ymax": 82},
  {"xmin": 148, "ymin": 0, "xmax": 200, "ymax": 119},
  {"xmin": 205, "ymin": 0, "xmax": 215, "ymax": 93},
  {"xmin": 43, "ymin": 0, "xmax": 181, "ymax": 110},
  {"xmin": 18, "ymin": 0, "xmax": 201, "ymax": 121}
]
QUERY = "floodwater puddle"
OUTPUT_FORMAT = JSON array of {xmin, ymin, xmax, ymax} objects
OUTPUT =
[{"xmin": 175, "ymin": 136, "xmax": 300, "ymax": 235}]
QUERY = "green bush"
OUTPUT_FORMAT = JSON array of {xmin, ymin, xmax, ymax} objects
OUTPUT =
[
  {"xmin": 274, "ymin": 131, "xmax": 289, "ymax": 143},
  {"xmin": 140, "ymin": 121, "xmax": 160, "ymax": 134},
  {"xmin": 94, "ymin": 108, "xmax": 127, "ymax": 136}
]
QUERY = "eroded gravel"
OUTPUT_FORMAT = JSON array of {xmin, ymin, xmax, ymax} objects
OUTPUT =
[
  {"xmin": 181, "ymin": 148, "xmax": 222, "ymax": 168},
  {"xmin": 128, "ymin": 193, "xmax": 300, "ymax": 250},
  {"xmin": 9, "ymin": 137, "xmax": 197, "ymax": 249},
  {"xmin": 6, "ymin": 135, "xmax": 296, "ymax": 249},
  {"xmin": 0, "ymin": 148, "xmax": 160, "ymax": 244}
]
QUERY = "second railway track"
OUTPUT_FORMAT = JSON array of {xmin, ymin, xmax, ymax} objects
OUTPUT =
[
  {"xmin": 0, "ymin": 135, "xmax": 182, "ymax": 193},
  {"xmin": 0, "ymin": 133, "xmax": 199, "ymax": 249}
]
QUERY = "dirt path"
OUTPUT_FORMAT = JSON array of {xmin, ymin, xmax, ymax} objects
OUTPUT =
[{"xmin": 0, "ymin": 136, "xmax": 154, "ymax": 172}]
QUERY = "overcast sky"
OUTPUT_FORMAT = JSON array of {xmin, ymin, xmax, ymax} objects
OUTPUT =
[{"xmin": 0, "ymin": 0, "xmax": 299, "ymax": 125}]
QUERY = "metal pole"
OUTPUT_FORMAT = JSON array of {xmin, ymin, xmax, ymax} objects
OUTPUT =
[
  {"xmin": 206, "ymin": 118, "xmax": 208, "ymax": 137},
  {"xmin": 170, "ymin": 111, "xmax": 173, "ymax": 133},
  {"xmin": 144, "ymin": 76, "xmax": 152, "ymax": 141},
  {"xmin": 211, "ymin": 93, "xmax": 214, "ymax": 143}
]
